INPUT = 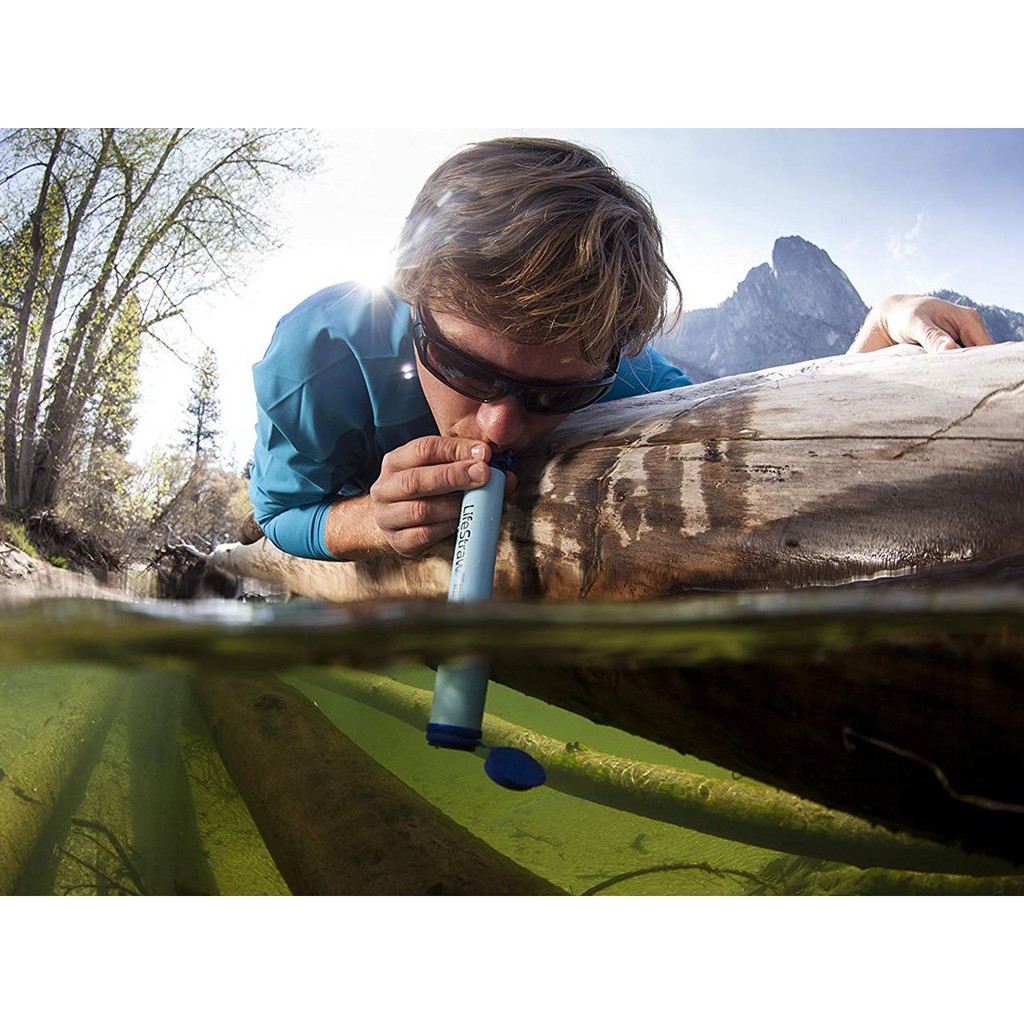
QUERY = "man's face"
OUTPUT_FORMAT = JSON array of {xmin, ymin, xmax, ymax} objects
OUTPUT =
[{"xmin": 415, "ymin": 308, "xmax": 605, "ymax": 452}]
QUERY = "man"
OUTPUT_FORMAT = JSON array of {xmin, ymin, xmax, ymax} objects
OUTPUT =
[{"xmin": 249, "ymin": 138, "xmax": 994, "ymax": 562}]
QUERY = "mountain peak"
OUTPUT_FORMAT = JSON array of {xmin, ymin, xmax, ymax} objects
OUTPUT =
[
  {"xmin": 658, "ymin": 236, "xmax": 868, "ymax": 381},
  {"xmin": 771, "ymin": 235, "xmax": 833, "ymax": 269},
  {"xmin": 656, "ymin": 237, "xmax": 1023, "ymax": 382},
  {"xmin": 770, "ymin": 236, "xmax": 865, "ymax": 324}
]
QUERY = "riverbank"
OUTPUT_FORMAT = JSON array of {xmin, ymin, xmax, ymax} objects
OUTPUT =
[{"xmin": 0, "ymin": 540, "xmax": 121, "ymax": 599}]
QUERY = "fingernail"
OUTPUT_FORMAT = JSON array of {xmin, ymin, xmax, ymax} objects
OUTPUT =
[
  {"xmin": 468, "ymin": 463, "xmax": 486, "ymax": 482},
  {"xmin": 470, "ymin": 444, "xmax": 485, "ymax": 459}
]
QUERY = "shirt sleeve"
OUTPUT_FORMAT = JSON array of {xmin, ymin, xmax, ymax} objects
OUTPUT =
[
  {"xmin": 249, "ymin": 319, "xmax": 375, "ymax": 561},
  {"xmin": 603, "ymin": 346, "xmax": 692, "ymax": 402}
]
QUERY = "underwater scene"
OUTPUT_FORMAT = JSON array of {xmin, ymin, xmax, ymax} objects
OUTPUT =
[{"xmin": 1, "ymin": 587, "xmax": 1022, "ymax": 897}]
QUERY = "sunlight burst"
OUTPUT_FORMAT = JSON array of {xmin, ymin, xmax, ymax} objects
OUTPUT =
[{"xmin": 353, "ymin": 250, "xmax": 396, "ymax": 292}]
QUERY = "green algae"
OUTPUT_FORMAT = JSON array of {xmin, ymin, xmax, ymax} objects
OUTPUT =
[{"xmin": 1, "ymin": 590, "xmax": 1022, "ymax": 895}]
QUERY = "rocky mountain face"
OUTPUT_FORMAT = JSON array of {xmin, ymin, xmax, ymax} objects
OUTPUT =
[{"xmin": 655, "ymin": 236, "xmax": 1021, "ymax": 381}]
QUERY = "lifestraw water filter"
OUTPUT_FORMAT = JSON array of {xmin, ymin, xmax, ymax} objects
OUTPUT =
[{"xmin": 426, "ymin": 452, "xmax": 546, "ymax": 790}]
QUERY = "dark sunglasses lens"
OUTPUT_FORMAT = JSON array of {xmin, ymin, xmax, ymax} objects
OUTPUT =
[
  {"xmin": 524, "ymin": 382, "xmax": 611, "ymax": 414},
  {"xmin": 422, "ymin": 337, "xmax": 500, "ymax": 401},
  {"xmin": 417, "ymin": 318, "xmax": 615, "ymax": 414}
]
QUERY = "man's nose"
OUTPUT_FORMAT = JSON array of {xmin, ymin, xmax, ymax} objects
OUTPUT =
[{"xmin": 475, "ymin": 395, "xmax": 527, "ymax": 448}]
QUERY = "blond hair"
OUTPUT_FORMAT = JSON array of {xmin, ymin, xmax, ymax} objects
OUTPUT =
[{"xmin": 392, "ymin": 137, "xmax": 681, "ymax": 365}]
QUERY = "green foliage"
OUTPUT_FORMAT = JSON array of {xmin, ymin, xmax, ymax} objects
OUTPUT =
[
  {"xmin": 60, "ymin": 444, "xmax": 251, "ymax": 560},
  {"xmin": 88, "ymin": 291, "xmax": 143, "ymax": 457},
  {"xmin": 139, "ymin": 451, "xmax": 249, "ymax": 549},
  {"xmin": 59, "ymin": 448, "xmax": 146, "ymax": 552},
  {"xmin": 0, "ymin": 174, "xmax": 64, "ymax": 433},
  {"xmin": 0, "ymin": 517, "xmax": 39, "ymax": 559},
  {"xmin": 1, "ymin": 127, "xmax": 319, "ymax": 513},
  {"xmin": 48, "ymin": 555, "xmax": 68, "ymax": 569}
]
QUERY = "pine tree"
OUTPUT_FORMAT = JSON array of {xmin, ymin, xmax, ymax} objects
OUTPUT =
[{"xmin": 180, "ymin": 346, "xmax": 221, "ymax": 457}]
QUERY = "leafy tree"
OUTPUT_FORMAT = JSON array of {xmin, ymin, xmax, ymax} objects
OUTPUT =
[
  {"xmin": 61, "ymin": 444, "xmax": 251, "ymax": 562},
  {"xmin": 0, "ymin": 128, "xmax": 317, "ymax": 513},
  {"xmin": 132, "ymin": 447, "xmax": 250, "ymax": 551},
  {"xmin": 180, "ymin": 345, "xmax": 221, "ymax": 456},
  {"xmin": 87, "ymin": 291, "xmax": 143, "ymax": 460}
]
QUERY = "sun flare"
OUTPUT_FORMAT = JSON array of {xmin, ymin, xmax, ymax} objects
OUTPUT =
[{"xmin": 352, "ymin": 250, "xmax": 396, "ymax": 293}]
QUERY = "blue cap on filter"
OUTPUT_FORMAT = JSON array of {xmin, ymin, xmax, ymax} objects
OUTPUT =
[
  {"xmin": 484, "ymin": 747, "xmax": 547, "ymax": 791},
  {"xmin": 426, "ymin": 723, "xmax": 482, "ymax": 752}
]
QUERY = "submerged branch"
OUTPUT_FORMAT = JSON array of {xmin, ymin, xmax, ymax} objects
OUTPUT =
[
  {"xmin": 580, "ymin": 860, "xmax": 779, "ymax": 896},
  {"xmin": 69, "ymin": 816, "xmax": 148, "ymax": 894}
]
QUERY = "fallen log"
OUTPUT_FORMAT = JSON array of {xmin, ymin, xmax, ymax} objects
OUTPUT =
[
  {"xmin": 291, "ymin": 665, "xmax": 1015, "ymax": 877},
  {"xmin": 0, "ymin": 669, "xmax": 125, "ymax": 894},
  {"xmin": 125, "ymin": 676, "xmax": 222, "ymax": 896},
  {"xmin": 829, "ymin": 867, "xmax": 1024, "ymax": 896},
  {"xmin": 205, "ymin": 343, "xmax": 1024, "ymax": 866},
  {"xmin": 190, "ymin": 673, "xmax": 564, "ymax": 895},
  {"xmin": 210, "ymin": 341, "xmax": 1024, "ymax": 599}
]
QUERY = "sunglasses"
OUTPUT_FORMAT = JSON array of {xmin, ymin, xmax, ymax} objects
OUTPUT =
[{"xmin": 412, "ymin": 306, "xmax": 618, "ymax": 415}]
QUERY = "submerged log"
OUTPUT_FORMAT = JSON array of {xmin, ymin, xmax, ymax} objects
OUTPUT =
[
  {"xmin": 489, "ymin": 617, "xmax": 1024, "ymax": 865},
  {"xmin": 293, "ymin": 665, "xmax": 1015, "ymax": 877},
  {"xmin": 210, "ymin": 342, "xmax": 1024, "ymax": 598},
  {"xmin": 0, "ymin": 670, "xmax": 124, "ymax": 894},
  {"xmin": 758, "ymin": 854, "xmax": 1024, "ymax": 896},
  {"xmin": 191, "ymin": 673, "xmax": 564, "ymax": 895}
]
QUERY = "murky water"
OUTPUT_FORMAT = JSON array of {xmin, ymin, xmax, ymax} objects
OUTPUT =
[{"xmin": 2, "ymin": 586, "xmax": 1022, "ymax": 895}]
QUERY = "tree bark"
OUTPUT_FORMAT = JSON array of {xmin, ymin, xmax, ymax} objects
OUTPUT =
[
  {"xmin": 211, "ymin": 341, "xmax": 1024, "ymax": 600},
  {"xmin": 190, "ymin": 673, "xmax": 565, "ymax": 895},
  {"xmin": 30, "ymin": 131, "xmax": 186, "ymax": 510},
  {"xmin": 14, "ymin": 131, "xmax": 114, "ymax": 508},
  {"xmin": 3, "ymin": 129, "xmax": 64, "ymax": 507}
]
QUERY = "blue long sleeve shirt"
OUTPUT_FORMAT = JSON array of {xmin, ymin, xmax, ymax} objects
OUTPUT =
[{"xmin": 250, "ymin": 283, "xmax": 691, "ymax": 559}]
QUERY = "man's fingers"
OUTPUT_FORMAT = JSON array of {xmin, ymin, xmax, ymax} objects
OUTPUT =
[
  {"xmin": 384, "ymin": 435, "xmax": 491, "ymax": 471},
  {"xmin": 915, "ymin": 309, "xmax": 994, "ymax": 352},
  {"xmin": 919, "ymin": 327, "xmax": 961, "ymax": 353},
  {"xmin": 902, "ymin": 313, "xmax": 960, "ymax": 353},
  {"xmin": 375, "ymin": 496, "xmax": 463, "ymax": 532},
  {"xmin": 372, "ymin": 436, "xmax": 517, "ymax": 558},
  {"xmin": 392, "ymin": 459, "xmax": 489, "ymax": 500},
  {"xmin": 871, "ymin": 296, "xmax": 998, "ymax": 355},
  {"xmin": 389, "ymin": 520, "xmax": 461, "ymax": 558},
  {"xmin": 951, "ymin": 309, "xmax": 994, "ymax": 347}
]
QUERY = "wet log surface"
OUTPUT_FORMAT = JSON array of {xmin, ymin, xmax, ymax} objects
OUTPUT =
[
  {"xmin": 211, "ymin": 342, "xmax": 1024, "ymax": 599},
  {"xmin": 490, "ymin": 620, "xmax": 1024, "ymax": 865},
  {"xmin": 295, "ymin": 664, "xmax": 1017, "ymax": 876}
]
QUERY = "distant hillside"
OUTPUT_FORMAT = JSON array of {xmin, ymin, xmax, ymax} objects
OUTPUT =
[{"xmin": 656, "ymin": 237, "xmax": 1022, "ymax": 381}]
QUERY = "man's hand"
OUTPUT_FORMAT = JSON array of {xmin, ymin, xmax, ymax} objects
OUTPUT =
[
  {"xmin": 848, "ymin": 295, "xmax": 995, "ymax": 354},
  {"xmin": 368, "ymin": 436, "xmax": 517, "ymax": 558}
]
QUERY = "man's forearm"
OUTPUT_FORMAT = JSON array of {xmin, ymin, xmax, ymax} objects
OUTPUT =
[{"xmin": 323, "ymin": 494, "xmax": 391, "ymax": 560}]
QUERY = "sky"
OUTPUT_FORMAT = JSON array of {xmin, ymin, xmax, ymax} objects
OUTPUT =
[{"xmin": 133, "ymin": 128, "xmax": 1024, "ymax": 467}]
